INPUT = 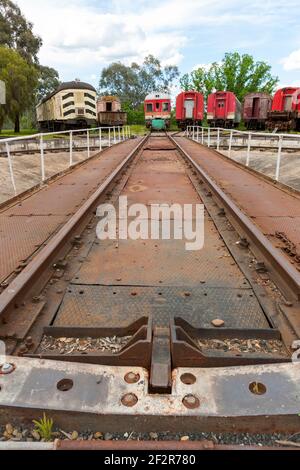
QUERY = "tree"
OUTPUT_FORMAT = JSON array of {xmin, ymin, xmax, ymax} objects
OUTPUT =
[
  {"xmin": 100, "ymin": 55, "xmax": 179, "ymax": 108},
  {"xmin": 36, "ymin": 65, "xmax": 60, "ymax": 103},
  {"xmin": 180, "ymin": 52, "xmax": 279, "ymax": 101},
  {"xmin": 0, "ymin": 0, "xmax": 42, "ymax": 63},
  {"xmin": 0, "ymin": 46, "xmax": 38, "ymax": 132}
]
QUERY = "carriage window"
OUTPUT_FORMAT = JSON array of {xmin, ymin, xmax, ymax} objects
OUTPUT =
[
  {"xmin": 163, "ymin": 102, "xmax": 169, "ymax": 112},
  {"xmin": 146, "ymin": 103, "xmax": 153, "ymax": 112},
  {"xmin": 156, "ymin": 102, "xmax": 160, "ymax": 110},
  {"xmin": 106, "ymin": 102, "xmax": 112, "ymax": 112}
]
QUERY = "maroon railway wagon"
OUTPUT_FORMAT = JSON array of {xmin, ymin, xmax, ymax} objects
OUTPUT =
[
  {"xmin": 176, "ymin": 91, "xmax": 204, "ymax": 130},
  {"xmin": 243, "ymin": 92, "xmax": 272, "ymax": 130},
  {"xmin": 207, "ymin": 91, "xmax": 242, "ymax": 128}
]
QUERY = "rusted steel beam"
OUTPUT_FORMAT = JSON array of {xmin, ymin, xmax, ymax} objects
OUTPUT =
[
  {"xmin": 0, "ymin": 440, "xmax": 298, "ymax": 451},
  {"xmin": 149, "ymin": 327, "xmax": 172, "ymax": 394},
  {"xmin": 1, "ymin": 357, "xmax": 300, "ymax": 434},
  {"xmin": 169, "ymin": 135, "xmax": 300, "ymax": 302},
  {"xmin": 0, "ymin": 136, "xmax": 148, "ymax": 320}
]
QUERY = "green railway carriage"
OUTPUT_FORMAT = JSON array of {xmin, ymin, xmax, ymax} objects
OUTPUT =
[{"xmin": 36, "ymin": 80, "xmax": 97, "ymax": 131}]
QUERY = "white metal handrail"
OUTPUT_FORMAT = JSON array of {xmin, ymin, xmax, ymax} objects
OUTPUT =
[
  {"xmin": 186, "ymin": 126, "xmax": 300, "ymax": 183},
  {"xmin": 1, "ymin": 126, "xmax": 131, "ymax": 198}
]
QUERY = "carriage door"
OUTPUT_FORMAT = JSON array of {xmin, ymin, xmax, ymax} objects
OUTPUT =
[
  {"xmin": 252, "ymin": 98, "xmax": 260, "ymax": 118},
  {"xmin": 184, "ymin": 99, "xmax": 194, "ymax": 119},
  {"xmin": 284, "ymin": 95, "xmax": 293, "ymax": 111},
  {"xmin": 216, "ymin": 98, "xmax": 226, "ymax": 118}
]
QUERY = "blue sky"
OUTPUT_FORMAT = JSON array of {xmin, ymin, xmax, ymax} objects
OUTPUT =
[{"xmin": 16, "ymin": 0, "xmax": 300, "ymax": 90}]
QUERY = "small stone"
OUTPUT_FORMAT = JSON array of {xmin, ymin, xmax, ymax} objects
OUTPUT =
[
  {"xmin": 31, "ymin": 430, "xmax": 41, "ymax": 441},
  {"xmin": 123, "ymin": 432, "xmax": 129, "ymax": 438},
  {"xmin": 181, "ymin": 436, "xmax": 190, "ymax": 442},
  {"xmin": 5, "ymin": 423, "xmax": 13, "ymax": 435},
  {"xmin": 211, "ymin": 319, "xmax": 225, "ymax": 328},
  {"xmin": 94, "ymin": 432, "xmax": 103, "ymax": 439},
  {"xmin": 149, "ymin": 432, "xmax": 158, "ymax": 440},
  {"xmin": 104, "ymin": 433, "xmax": 113, "ymax": 441},
  {"xmin": 71, "ymin": 431, "xmax": 79, "ymax": 440}
]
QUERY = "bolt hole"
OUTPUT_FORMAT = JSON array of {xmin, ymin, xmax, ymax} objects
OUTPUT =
[
  {"xmin": 79, "ymin": 291, "xmax": 84, "ymax": 295},
  {"xmin": 57, "ymin": 379, "xmax": 74, "ymax": 392},
  {"xmin": 181, "ymin": 373, "xmax": 196, "ymax": 385},
  {"xmin": 249, "ymin": 381, "xmax": 267, "ymax": 395}
]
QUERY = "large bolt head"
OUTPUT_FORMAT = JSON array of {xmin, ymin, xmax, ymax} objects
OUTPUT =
[{"xmin": 1, "ymin": 363, "xmax": 15, "ymax": 375}]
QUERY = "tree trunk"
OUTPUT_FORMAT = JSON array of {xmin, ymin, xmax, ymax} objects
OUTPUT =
[{"xmin": 14, "ymin": 114, "xmax": 20, "ymax": 133}]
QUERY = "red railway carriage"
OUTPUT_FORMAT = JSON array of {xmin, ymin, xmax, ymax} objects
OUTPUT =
[
  {"xmin": 207, "ymin": 91, "xmax": 241, "ymax": 128},
  {"xmin": 267, "ymin": 87, "xmax": 300, "ymax": 131},
  {"xmin": 144, "ymin": 92, "xmax": 171, "ymax": 130},
  {"xmin": 176, "ymin": 91, "xmax": 204, "ymax": 130},
  {"xmin": 243, "ymin": 92, "xmax": 272, "ymax": 130}
]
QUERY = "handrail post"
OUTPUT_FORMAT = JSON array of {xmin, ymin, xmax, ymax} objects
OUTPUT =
[
  {"xmin": 69, "ymin": 131, "xmax": 73, "ymax": 167},
  {"xmin": 5, "ymin": 142, "xmax": 17, "ymax": 196},
  {"xmin": 109, "ymin": 128, "xmax": 111, "ymax": 147},
  {"xmin": 122, "ymin": 126, "xmax": 125, "ymax": 141},
  {"xmin": 228, "ymin": 130, "xmax": 233, "ymax": 157},
  {"xmin": 276, "ymin": 135, "xmax": 283, "ymax": 181},
  {"xmin": 192, "ymin": 126, "xmax": 195, "ymax": 141},
  {"xmin": 217, "ymin": 128, "xmax": 220, "ymax": 151},
  {"xmin": 114, "ymin": 127, "xmax": 117, "ymax": 144},
  {"xmin": 40, "ymin": 134, "xmax": 45, "ymax": 182},
  {"xmin": 196, "ymin": 127, "xmax": 199, "ymax": 143},
  {"xmin": 87, "ymin": 129, "xmax": 90, "ymax": 159},
  {"xmin": 202, "ymin": 127, "xmax": 204, "ymax": 145},
  {"xmin": 246, "ymin": 133, "xmax": 252, "ymax": 167},
  {"xmin": 208, "ymin": 127, "xmax": 211, "ymax": 147}
]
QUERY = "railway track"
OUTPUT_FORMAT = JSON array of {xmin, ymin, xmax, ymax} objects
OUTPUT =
[{"xmin": 0, "ymin": 133, "xmax": 300, "ymax": 443}]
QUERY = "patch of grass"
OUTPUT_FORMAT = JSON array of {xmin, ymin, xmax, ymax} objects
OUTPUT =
[
  {"xmin": 33, "ymin": 413, "xmax": 54, "ymax": 441},
  {"xmin": 0, "ymin": 129, "xmax": 38, "ymax": 138}
]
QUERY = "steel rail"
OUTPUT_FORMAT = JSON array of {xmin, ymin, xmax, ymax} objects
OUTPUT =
[
  {"xmin": 0, "ymin": 135, "xmax": 148, "ymax": 319},
  {"xmin": 169, "ymin": 134, "xmax": 300, "ymax": 301}
]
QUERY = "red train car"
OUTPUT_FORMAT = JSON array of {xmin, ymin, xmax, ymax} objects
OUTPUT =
[
  {"xmin": 243, "ymin": 92, "xmax": 272, "ymax": 130},
  {"xmin": 144, "ymin": 92, "xmax": 171, "ymax": 130},
  {"xmin": 207, "ymin": 91, "xmax": 241, "ymax": 128},
  {"xmin": 267, "ymin": 87, "xmax": 300, "ymax": 131},
  {"xmin": 176, "ymin": 91, "xmax": 204, "ymax": 130}
]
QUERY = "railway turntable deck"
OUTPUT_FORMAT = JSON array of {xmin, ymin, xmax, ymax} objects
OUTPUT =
[{"xmin": 0, "ymin": 134, "xmax": 299, "ymax": 438}]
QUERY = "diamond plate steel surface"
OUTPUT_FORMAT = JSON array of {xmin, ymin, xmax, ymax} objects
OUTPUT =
[
  {"xmin": 0, "ymin": 215, "xmax": 65, "ymax": 282},
  {"xmin": 73, "ymin": 235, "xmax": 249, "ymax": 289},
  {"xmin": 0, "ymin": 139, "xmax": 143, "ymax": 281},
  {"xmin": 175, "ymin": 137, "xmax": 300, "ymax": 217},
  {"xmin": 254, "ymin": 216, "xmax": 300, "ymax": 251},
  {"xmin": 54, "ymin": 285, "xmax": 269, "ymax": 329}
]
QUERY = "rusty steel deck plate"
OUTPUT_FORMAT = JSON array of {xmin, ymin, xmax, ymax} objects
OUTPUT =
[
  {"xmin": 0, "ymin": 215, "xmax": 65, "ymax": 282},
  {"xmin": 54, "ymin": 285, "xmax": 269, "ymax": 329},
  {"xmin": 1, "ymin": 357, "xmax": 300, "ymax": 433},
  {"xmin": 0, "ymin": 138, "xmax": 143, "ymax": 282},
  {"xmin": 175, "ymin": 137, "xmax": 300, "ymax": 258}
]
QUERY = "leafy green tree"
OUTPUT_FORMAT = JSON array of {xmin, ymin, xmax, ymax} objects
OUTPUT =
[
  {"xmin": 0, "ymin": 46, "xmax": 38, "ymax": 132},
  {"xmin": 0, "ymin": 0, "xmax": 42, "ymax": 63},
  {"xmin": 180, "ymin": 52, "xmax": 279, "ymax": 101},
  {"xmin": 36, "ymin": 65, "xmax": 60, "ymax": 102},
  {"xmin": 100, "ymin": 55, "xmax": 179, "ymax": 108}
]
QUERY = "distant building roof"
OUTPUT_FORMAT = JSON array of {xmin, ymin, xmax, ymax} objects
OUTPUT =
[{"xmin": 40, "ymin": 81, "xmax": 97, "ymax": 104}]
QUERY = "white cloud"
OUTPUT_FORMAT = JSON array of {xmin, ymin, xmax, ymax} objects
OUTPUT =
[
  {"xmin": 281, "ymin": 49, "xmax": 300, "ymax": 71},
  {"xmin": 14, "ymin": 0, "xmax": 300, "ymax": 84}
]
